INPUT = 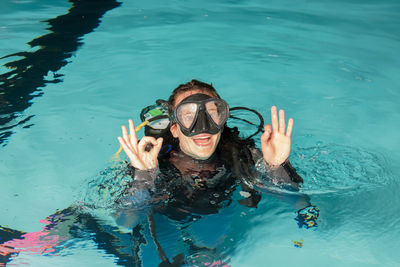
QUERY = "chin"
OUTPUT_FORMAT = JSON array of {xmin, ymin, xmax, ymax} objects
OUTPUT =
[
  {"xmin": 188, "ymin": 147, "xmax": 216, "ymax": 160},
  {"xmin": 193, "ymin": 145, "xmax": 218, "ymax": 159},
  {"xmin": 193, "ymin": 152, "xmax": 213, "ymax": 160}
]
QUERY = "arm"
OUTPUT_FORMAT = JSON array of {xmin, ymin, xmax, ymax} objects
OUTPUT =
[
  {"xmin": 248, "ymin": 104, "xmax": 319, "ymax": 227},
  {"xmin": 259, "ymin": 106, "xmax": 303, "ymax": 187},
  {"xmin": 117, "ymin": 119, "xmax": 163, "ymax": 205},
  {"xmin": 125, "ymin": 165, "xmax": 159, "ymax": 191},
  {"xmin": 250, "ymin": 149, "xmax": 319, "ymax": 228},
  {"xmin": 256, "ymin": 107, "xmax": 320, "ymax": 227},
  {"xmin": 251, "ymin": 148, "xmax": 302, "ymax": 189}
]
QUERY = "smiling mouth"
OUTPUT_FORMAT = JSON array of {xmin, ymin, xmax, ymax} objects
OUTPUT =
[{"xmin": 193, "ymin": 135, "xmax": 212, "ymax": 147}]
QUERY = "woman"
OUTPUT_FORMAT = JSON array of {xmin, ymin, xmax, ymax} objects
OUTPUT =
[
  {"xmin": 117, "ymin": 79, "xmax": 303, "ymax": 215},
  {"xmin": 0, "ymin": 80, "xmax": 312, "ymax": 267}
]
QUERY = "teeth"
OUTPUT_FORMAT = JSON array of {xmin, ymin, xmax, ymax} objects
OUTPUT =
[{"xmin": 195, "ymin": 136, "xmax": 210, "ymax": 140}]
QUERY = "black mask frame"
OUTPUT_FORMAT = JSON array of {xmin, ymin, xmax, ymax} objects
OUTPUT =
[{"xmin": 170, "ymin": 94, "xmax": 230, "ymax": 137}]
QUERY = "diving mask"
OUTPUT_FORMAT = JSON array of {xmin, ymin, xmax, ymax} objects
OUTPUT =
[{"xmin": 170, "ymin": 93, "xmax": 229, "ymax": 137}]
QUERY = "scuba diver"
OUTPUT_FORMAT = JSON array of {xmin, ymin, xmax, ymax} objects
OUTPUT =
[
  {"xmin": 112, "ymin": 79, "xmax": 315, "ymax": 265},
  {"xmin": 117, "ymin": 79, "xmax": 303, "ymax": 211},
  {"xmin": 1, "ymin": 80, "xmax": 318, "ymax": 267}
]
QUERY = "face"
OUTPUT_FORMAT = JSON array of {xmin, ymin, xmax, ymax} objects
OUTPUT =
[{"xmin": 170, "ymin": 90, "xmax": 222, "ymax": 160}]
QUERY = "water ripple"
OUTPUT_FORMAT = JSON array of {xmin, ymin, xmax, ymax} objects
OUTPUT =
[{"xmin": 291, "ymin": 143, "xmax": 392, "ymax": 194}]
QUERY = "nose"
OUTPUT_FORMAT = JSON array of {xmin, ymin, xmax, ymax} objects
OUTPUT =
[{"xmin": 191, "ymin": 108, "xmax": 208, "ymax": 134}]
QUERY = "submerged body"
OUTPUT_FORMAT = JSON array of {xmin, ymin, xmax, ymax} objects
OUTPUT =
[
  {"xmin": 0, "ymin": 80, "xmax": 312, "ymax": 267},
  {"xmin": 117, "ymin": 80, "xmax": 302, "ymax": 219},
  {"xmin": 113, "ymin": 79, "xmax": 311, "ymax": 265},
  {"xmin": 117, "ymin": 124, "xmax": 304, "ymax": 226}
]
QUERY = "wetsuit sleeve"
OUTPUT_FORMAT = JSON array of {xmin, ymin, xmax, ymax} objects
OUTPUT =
[
  {"xmin": 250, "ymin": 148, "xmax": 303, "ymax": 188},
  {"xmin": 126, "ymin": 166, "xmax": 158, "ymax": 187},
  {"xmin": 266, "ymin": 160, "xmax": 303, "ymax": 184},
  {"xmin": 123, "ymin": 165, "xmax": 159, "ymax": 206}
]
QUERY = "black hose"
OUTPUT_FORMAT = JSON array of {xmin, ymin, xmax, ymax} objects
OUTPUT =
[{"xmin": 229, "ymin": 106, "xmax": 265, "ymax": 140}]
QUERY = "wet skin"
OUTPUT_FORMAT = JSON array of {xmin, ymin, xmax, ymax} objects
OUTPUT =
[{"xmin": 169, "ymin": 90, "xmax": 222, "ymax": 160}]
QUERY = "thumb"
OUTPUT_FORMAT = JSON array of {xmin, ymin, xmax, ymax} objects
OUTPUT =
[
  {"xmin": 152, "ymin": 137, "xmax": 163, "ymax": 156},
  {"xmin": 261, "ymin": 124, "xmax": 272, "ymax": 143}
]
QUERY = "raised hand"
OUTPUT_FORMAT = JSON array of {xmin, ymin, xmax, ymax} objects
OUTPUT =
[
  {"xmin": 117, "ymin": 119, "xmax": 163, "ymax": 170},
  {"xmin": 260, "ymin": 106, "xmax": 293, "ymax": 167}
]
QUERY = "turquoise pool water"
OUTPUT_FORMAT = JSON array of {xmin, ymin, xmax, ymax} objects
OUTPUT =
[{"xmin": 1, "ymin": 0, "xmax": 400, "ymax": 266}]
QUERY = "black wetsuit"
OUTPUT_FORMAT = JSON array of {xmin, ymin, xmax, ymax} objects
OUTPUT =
[
  {"xmin": 122, "ymin": 129, "xmax": 303, "ymax": 221},
  {"xmin": 0, "ymin": 127, "xmax": 307, "ymax": 267},
  {"xmin": 0, "ymin": 149, "xmax": 306, "ymax": 267}
]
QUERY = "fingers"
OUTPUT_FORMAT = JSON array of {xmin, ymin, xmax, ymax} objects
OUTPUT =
[
  {"xmin": 261, "ymin": 124, "xmax": 272, "ymax": 143},
  {"xmin": 271, "ymin": 106, "xmax": 278, "ymax": 133},
  {"xmin": 270, "ymin": 106, "xmax": 292, "ymax": 136},
  {"xmin": 265, "ymin": 124, "xmax": 272, "ymax": 135},
  {"xmin": 121, "ymin": 125, "xmax": 135, "ymax": 152},
  {"xmin": 118, "ymin": 136, "xmax": 146, "ymax": 169},
  {"xmin": 118, "ymin": 136, "xmax": 137, "ymax": 160},
  {"xmin": 153, "ymin": 137, "xmax": 164, "ymax": 157},
  {"xmin": 128, "ymin": 119, "xmax": 139, "ymax": 151},
  {"xmin": 286, "ymin": 118, "xmax": 293, "ymax": 137},
  {"xmin": 155, "ymin": 137, "xmax": 163, "ymax": 149},
  {"xmin": 138, "ymin": 136, "xmax": 159, "ymax": 154},
  {"xmin": 279, "ymin": 109, "xmax": 285, "ymax": 133}
]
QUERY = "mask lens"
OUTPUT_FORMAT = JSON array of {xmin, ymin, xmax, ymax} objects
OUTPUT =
[
  {"xmin": 176, "ymin": 103, "xmax": 198, "ymax": 129},
  {"xmin": 206, "ymin": 100, "xmax": 228, "ymax": 126}
]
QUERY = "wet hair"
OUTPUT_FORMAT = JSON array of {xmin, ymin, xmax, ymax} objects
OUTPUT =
[
  {"xmin": 218, "ymin": 126, "xmax": 258, "ymax": 180},
  {"xmin": 168, "ymin": 79, "xmax": 221, "ymax": 114}
]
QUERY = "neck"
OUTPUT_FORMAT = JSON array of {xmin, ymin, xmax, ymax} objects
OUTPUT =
[{"xmin": 169, "ymin": 149, "xmax": 218, "ymax": 175}]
